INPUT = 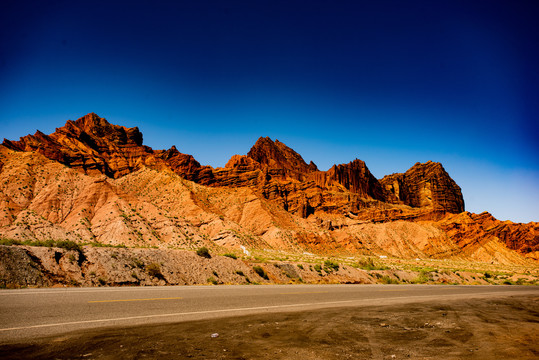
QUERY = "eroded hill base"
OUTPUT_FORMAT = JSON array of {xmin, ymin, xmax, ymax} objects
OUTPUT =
[
  {"xmin": 2, "ymin": 295, "xmax": 537, "ymax": 360},
  {"xmin": 1, "ymin": 245, "xmax": 537, "ymax": 288}
]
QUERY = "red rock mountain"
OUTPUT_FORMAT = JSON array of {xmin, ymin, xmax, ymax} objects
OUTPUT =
[
  {"xmin": 3, "ymin": 113, "xmax": 463, "ymax": 214},
  {"xmin": 246, "ymin": 136, "xmax": 318, "ymax": 178},
  {"xmin": 3, "ymin": 113, "xmax": 149, "ymax": 178},
  {"xmin": 1, "ymin": 113, "xmax": 536, "ymax": 264},
  {"xmin": 380, "ymin": 161, "xmax": 465, "ymax": 213}
]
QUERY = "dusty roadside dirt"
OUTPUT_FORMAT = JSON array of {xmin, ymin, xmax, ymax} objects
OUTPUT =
[{"xmin": 1, "ymin": 295, "xmax": 537, "ymax": 360}]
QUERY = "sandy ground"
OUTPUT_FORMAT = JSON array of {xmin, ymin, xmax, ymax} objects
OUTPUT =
[{"xmin": 1, "ymin": 295, "xmax": 537, "ymax": 360}]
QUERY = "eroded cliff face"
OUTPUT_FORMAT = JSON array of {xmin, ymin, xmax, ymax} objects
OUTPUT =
[
  {"xmin": 380, "ymin": 161, "xmax": 464, "ymax": 213},
  {"xmin": 439, "ymin": 212, "xmax": 539, "ymax": 256},
  {"xmin": 3, "ymin": 113, "xmax": 151, "ymax": 178},
  {"xmin": 247, "ymin": 136, "xmax": 318, "ymax": 179},
  {"xmin": 310, "ymin": 159, "xmax": 395, "ymax": 202},
  {"xmin": 1, "ymin": 113, "xmax": 536, "ymax": 265}
]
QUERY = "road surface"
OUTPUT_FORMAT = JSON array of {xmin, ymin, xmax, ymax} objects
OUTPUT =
[{"xmin": 0, "ymin": 284, "xmax": 537, "ymax": 344}]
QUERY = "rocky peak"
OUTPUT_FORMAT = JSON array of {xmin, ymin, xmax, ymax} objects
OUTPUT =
[
  {"xmin": 380, "ymin": 161, "xmax": 464, "ymax": 213},
  {"xmin": 157, "ymin": 145, "xmax": 180, "ymax": 160},
  {"xmin": 247, "ymin": 137, "xmax": 316, "ymax": 175},
  {"xmin": 2, "ymin": 113, "xmax": 149, "ymax": 178},
  {"xmin": 224, "ymin": 155, "xmax": 261, "ymax": 170},
  {"xmin": 323, "ymin": 159, "xmax": 390, "ymax": 201},
  {"xmin": 64, "ymin": 113, "xmax": 143, "ymax": 146}
]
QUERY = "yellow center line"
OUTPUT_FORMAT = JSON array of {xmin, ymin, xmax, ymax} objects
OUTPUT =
[
  {"xmin": 88, "ymin": 297, "xmax": 183, "ymax": 303},
  {"xmin": 278, "ymin": 291, "xmax": 329, "ymax": 295},
  {"xmin": 378, "ymin": 289, "xmax": 409, "ymax": 292}
]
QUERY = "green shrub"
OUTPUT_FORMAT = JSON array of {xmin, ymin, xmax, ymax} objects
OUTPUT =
[
  {"xmin": 380, "ymin": 276, "xmax": 399, "ymax": 284},
  {"xmin": 324, "ymin": 259, "xmax": 340, "ymax": 272},
  {"xmin": 25, "ymin": 239, "xmax": 55, "ymax": 248},
  {"xmin": 235, "ymin": 270, "xmax": 245, "ymax": 276},
  {"xmin": 297, "ymin": 264, "xmax": 304, "ymax": 270},
  {"xmin": 314, "ymin": 264, "xmax": 322, "ymax": 273},
  {"xmin": 253, "ymin": 265, "xmax": 269, "ymax": 280},
  {"xmin": 411, "ymin": 271, "xmax": 430, "ymax": 284},
  {"xmin": 55, "ymin": 240, "xmax": 82, "ymax": 252},
  {"xmin": 90, "ymin": 242, "xmax": 127, "ymax": 248},
  {"xmin": 0, "ymin": 238, "xmax": 22, "ymax": 246},
  {"xmin": 132, "ymin": 258, "xmax": 144, "ymax": 269},
  {"xmin": 223, "ymin": 253, "xmax": 237, "ymax": 259},
  {"xmin": 146, "ymin": 262, "xmax": 163, "ymax": 279},
  {"xmin": 355, "ymin": 257, "xmax": 387, "ymax": 270},
  {"xmin": 207, "ymin": 276, "xmax": 218, "ymax": 285},
  {"xmin": 1, "ymin": 238, "xmax": 84, "ymax": 252},
  {"xmin": 43, "ymin": 239, "xmax": 57, "ymax": 247},
  {"xmin": 196, "ymin": 247, "xmax": 211, "ymax": 258}
]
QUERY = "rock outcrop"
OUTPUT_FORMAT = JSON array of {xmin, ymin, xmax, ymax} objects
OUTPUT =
[
  {"xmin": 3, "ymin": 113, "xmax": 152, "ymax": 178},
  {"xmin": 246, "ymin": 136, "xmax": 317, "ymax": 180},
  {"xmin": 380, "ymin": 161, "xmax": 464, "ymax": 213},
  {"xmin": 440, "ymin": 212, "xmax": 539, "ymax": 256},
  {"xmin": 154, "ymin": 145, "xmax": 214, "ymax": 184},
  {"xmin": 310, "ymin": 159, "xmax": 394, "ymax": 202}
]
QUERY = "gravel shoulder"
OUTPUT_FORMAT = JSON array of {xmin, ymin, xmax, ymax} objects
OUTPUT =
[{"xmin": 1, "ymin": 294, "xmax": 538, "ymax": 360}]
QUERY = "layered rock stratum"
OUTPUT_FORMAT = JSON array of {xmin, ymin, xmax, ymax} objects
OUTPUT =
[{"xmin": 1, "ymin": 113, "xmax": 537, "ymax": 267}]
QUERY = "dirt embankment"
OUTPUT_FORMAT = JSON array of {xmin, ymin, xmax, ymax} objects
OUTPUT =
[
  {"xmin": 1, "ymin": 295, "xmax": 538, "ymax": 359},
  {"xmin": 1, "ymin": 245, "xmax": 534, "ymax": 288}
]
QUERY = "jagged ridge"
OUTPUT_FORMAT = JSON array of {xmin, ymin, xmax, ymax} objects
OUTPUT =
[
  {"xmin": 3, "ymin": 113, "xmax": 464, "ymax": 217},
  {"xmin": 0, "ymin": 113, "xmax": 537, "ymax": 265}
]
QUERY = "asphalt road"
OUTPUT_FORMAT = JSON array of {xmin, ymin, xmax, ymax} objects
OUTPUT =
[{"xmin": 1, "ymin": 284, "xmax": 537, "ymax": 344}]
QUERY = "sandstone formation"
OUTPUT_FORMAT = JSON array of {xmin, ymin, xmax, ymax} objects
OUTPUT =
[
  {"xmin": 1, "ymin": 113, "xmax": 537, "ymax": 267},
  {"xmin": 439, "ymin": 212, "xmax": 539, "ymax": 257},
  {"xmin": 311, "ymin": 159, "xmax": 393, "ymax": 202},
  {"xmin": 3, "ymin": 113, "xmax": 151, "ymax": 178},
  {"xmin": 246, "ymin": 136, "xmax": 318, "ymax": 179},
  {"xmin": 380, "ymin": 161, "xmax": 464, "ymax": 213}
]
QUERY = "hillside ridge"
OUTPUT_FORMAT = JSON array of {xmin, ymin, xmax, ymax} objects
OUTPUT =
[
  {"xmin": 1, "ymin": 113, "xmax": 537, "ymax": 267},
  {"xmin": 3, "ymin": 113, "xmax": 464, "ymax": 214}
]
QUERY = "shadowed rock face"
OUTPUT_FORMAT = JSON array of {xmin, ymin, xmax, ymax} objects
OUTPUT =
[
  {"xmin": 2, "ymin": 113, "xmax": 212, "ymax": 181},
  {"xmin": 309, "ymin": 159, "xmax": 394, "ymax": 202},
  {"xmin": 154, "ymin": 145, "xmax": 214, "ymax": 184},
  {"xmin": 380, "ymin": 161, "xmax": 464, "ymax": 213},
  {"xmin": 3, "ymin": 113, "xmax": 150, "ymax": 178},
  {"xmin": 246, "ymin": 136, "xmax": 318, "ymax": 179}
]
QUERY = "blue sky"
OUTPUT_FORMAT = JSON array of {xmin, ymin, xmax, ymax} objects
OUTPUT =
[{"xmin": 1, "ymin": 1, "xmax": 538, "ymax": 222}]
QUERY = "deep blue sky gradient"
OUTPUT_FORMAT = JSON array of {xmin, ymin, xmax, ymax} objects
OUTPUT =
[{"xmin": 1, "ymin": 1, "xmax": 538, "ymax": 222}]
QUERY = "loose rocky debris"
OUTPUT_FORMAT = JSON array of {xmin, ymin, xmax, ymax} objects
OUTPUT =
[{"xmin": 2, "ymin": 244, "xmax": 534, "ymax": 288}]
